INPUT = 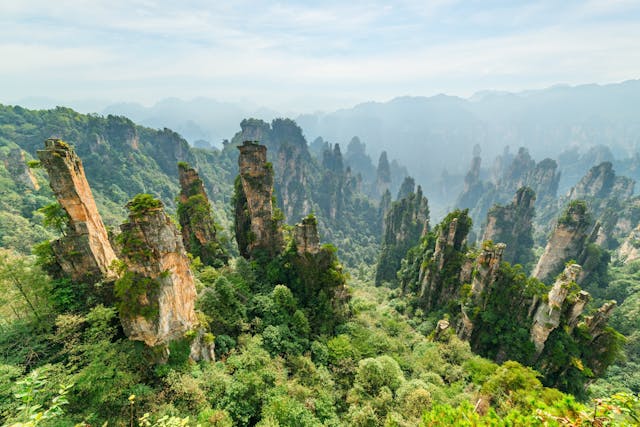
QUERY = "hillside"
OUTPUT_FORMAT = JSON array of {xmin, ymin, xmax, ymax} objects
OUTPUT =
[{"xmin": 0, "ymin": 105, "xmax": 638, "ymax": 426}]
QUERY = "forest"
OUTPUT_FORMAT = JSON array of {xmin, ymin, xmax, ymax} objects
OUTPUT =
[{"xmin": 0, "ymin": 104, "xmax": 639, "ymax": 427}]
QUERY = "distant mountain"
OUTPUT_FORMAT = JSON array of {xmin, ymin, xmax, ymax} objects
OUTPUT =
[
  {"xmin": 103, "ymin": 98, "xmax": 282, "ymax": 147},
  {"xmin": 297, "ymin": 80, "xmax": 640, "ymax": 203}
]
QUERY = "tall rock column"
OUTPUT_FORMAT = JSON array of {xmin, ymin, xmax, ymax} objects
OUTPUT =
[
  {"xmin": 116, "ymin": 195, "xmax": 200, "ymax": 349},
  {"xmin": 530, "ymin": 263, "xmax": 582, "ymax": 357},
  {"xmin": 235, "ymin": 141, "xmax": 284, "ymax": 258},
  {"xmin": 294, "ymin": 215, "xmax": 321, "ymax": 255},
  {"xmin": 482, "ymin": 187, "xmax": 536, "ymax": 267},
  {"xmin": 177, "ymin": 162, "xmax": 228, "ymax": 267},
  {"xmin": 532, "ymin": 201, "xmax": 593, "ymax": 283},
  {"xmin": 458, "ymin": 241, "xmax": 506, "ymax": 340},
  {"xmin": 37, "ymin": 138, "xmax": 118, "ymax": 282},
  {"xmin": 419, "ymin": 210, "xmax": 472, "ymax": 310}
]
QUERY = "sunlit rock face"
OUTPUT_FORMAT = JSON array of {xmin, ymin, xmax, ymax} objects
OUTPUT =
[
  {"xmin": 117, "ymin": 199, "xmax": 198, "ymax": 348},
  {"xmin": 38, "ymin": 138, "xmax": 118, "ymax": 283},
  {"xmin": 532, "ymin": 201, "xmax": 593, "ymax": 283},
  {"xmin": 530, "ymin": 263, "xmax": 582, "ymax": 356}
]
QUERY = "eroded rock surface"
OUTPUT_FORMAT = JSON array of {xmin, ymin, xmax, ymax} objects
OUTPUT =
[
  {"xmin": 533, "ymin": 201, "xmax": 594, "ymax": 283},
  {"xmin": 235, "ymin": 141, "xmax": 284, "ymax": 258},
  {"xmin": 178, "ymin": 162, "xmax": 228, "ymax": 267},
  {"xmin": 376, "ymin": 183, "xmax": 429, "ymax": 285},
  {"xmin": 530, "ymin": 264, "xmax": 582, "ymax": 356},
  {"xmin": 38, "ymin": 138, "xmax": 118, "ymax": 282},
  {"xmin": 294, "ymin": 215, "xmax": 321, "ymax": 254},
  {"xmin": 618, "ymin": 224, "xmax": 640, "ymax": 263},
  {"xmin": 4, "ymin": 148, "xmax": 39, "ymax": 190},
  {"xmin": 482, "ymin": 187, "xmax": 536, "ymax": 267},
  {"xmin": 116, "ymin": 197, "xmax": 199, "ymax": 349}
]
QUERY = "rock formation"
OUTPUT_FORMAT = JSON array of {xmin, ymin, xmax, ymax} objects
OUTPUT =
[
  {"xmin": 618, "ymin": 224, "xmax": 640, "ymax": 263},
  {"xmin": 419, "ymin": 210, "xmax": 471, "ymax": 310},
  {"xmin": 532, "ymin": 201, "xmax": 594, "ymax": 283},
  {"xmin": 235, "ymin": 141, "xmax": 284, "ymax": 258},
  {"xmin": 458, "ymin": 241, "xmax": 505, "ymax": 340},
  {"xmin": 376, "ymin": 151, "xmax": 391, "ymax": 197},
  {"xmin": 375, "ymin": 184, "xmax": 429, "ymax": 285},
  {"xmin": 294, "ymin": 215, "xmax": 321, "ymax": 255},
  {"xmin": 177, "ymin": 162, "xmax": 228, "ymax": 267},
  {"xmin": 565, "ymin": 162, "xmax": 636, "ymax": 249},
  {"xmin": 524, "ymin": 158, "xmax": 560, "ymax": 202},
  {"xmin": 482, "ymin": 187, "xmax": 536, "ymax": 267},
  {"xmin": 530, "ymin": 263, "xmax": 582, "ymax": 356},
  {"xmin": 116, "ymin": 195, "xmax": 201, "ymax": 351},
  {"xmin": 567, "ymin": 162, "xmax": 630, "ymax": 201},
  {"xmin": 38, "ymin": 138, "xmax": 118, "ymax": 283},
  {"xmin": 456, "ymin": 145, "xmax": 485, "ymax": 210},
  {"xmin": 397, "ymin": 204, "xmax": 620, "ymax": 392},
  {"xmin": 275, "ymin": 143, "xmax": 314, "ymax": 222},
  {"xmin": 4, "ymin": 147, "xmax": 39, "ymax": 190}
]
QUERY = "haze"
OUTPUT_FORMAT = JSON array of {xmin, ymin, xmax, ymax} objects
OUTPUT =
[{"xmin": 2, "ymin": 0, "xmax": 640, "ymax": 113}]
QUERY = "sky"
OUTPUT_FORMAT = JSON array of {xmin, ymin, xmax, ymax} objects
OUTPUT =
[{"xmin": 1, "ymin": 0, "xmax": 639, "ymax": 113}]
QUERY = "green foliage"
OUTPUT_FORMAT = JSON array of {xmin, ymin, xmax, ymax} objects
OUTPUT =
[
  {"xmin": 375, "ymin": 187, "xmax": 429, "ymax": 286},
  {"xmin": 127, "ymin": 194, "xmax": 163, "ymax": 217},
  {"xmin": 557, "ymin": 199, "xmax": 590, "ymax": 227},
  {"xmin": 37, "ymin": 203, "xmax": 69, "ymax": 235},
  {"xmin": 3, "ymin": 368, "xmax": 72, "ymax": 427},
  {"xmin": 114, "ymin": 270, "xmax": 161, "ymax": 320},
  {"xmin": 0, "ymin": 249, "xmax": 53, "ymax": 327}
]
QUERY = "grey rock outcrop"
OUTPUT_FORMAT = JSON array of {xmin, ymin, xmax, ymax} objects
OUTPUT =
[
  {"xmin": 235, "ymin": 141, "xmax": 284, "ymax": 258},
  {"xmin": 530, "ymin": 263, "xmax": 582, "ymax": 356}
]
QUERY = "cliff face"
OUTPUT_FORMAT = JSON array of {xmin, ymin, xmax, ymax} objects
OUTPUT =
[
  {"xmin": 456, "ymin": 152, "xmax": 485, "ymax": 210},
  {"xmin": 532, "ymin": 201, "xmax": 594, "ymax": 283},
  {"xmin": 375, "ymin": 183, "xmax": 429, "ymax": 285},
  {"xmin": 618, "ymin": 224, "xmax": 640, "ymax": 263},
  {"xmin": 38, "ymin": 138, "xmax": 118, "ymax": 283},
  {"xmin": 376, "ymin": 151, "xmax": 391, "ymax": 197},
  {"xmin": 530, "ymin": 264, "xmax": 582, "ymax": 356},
  {"xmin": 525, "ymin": 158, "xmax": 560, "ymax": 202},
  {"xmin": 276, "ymin": 143, "xmax": 314, "ymax": 222},
  {"xmin": 419, "ymin": 210, "xmax": 471, "ymax": 310},
  {"xmin": 482, "ymin": 187, "xmax": 536, "ymax": 267},
  {"xmin": 457, "ymin": 147, "xmax": 559, "ymax": 238},
  {"xmin": 235, "ymin": 141, "xmax": 283, "ymax": 258},
  {"xmin": 396, "ymin": 204, "xmax": 621, "ymax": 393},
  {"xmin": 568, "ymin": 162, "xmax": 618, "ymax": 201},
  {"xmin": 458, "ymin": 241, "xmax": 505, "ymax": 340},
  {"xmin": 4, "ymin": 148, "xmax": 39, "ymax": 190},
  {"xmin": 177, "ymin": 163, "xmax": 228, "ymax": 267},
  {"xmin": 116, "ymin": 197, "xmax": 199, "ymax": 349},
  {"xmin": 565, "ymin": 162, "xmax": 636, "ymax": 250},
  {"xmin": 294, "ymin": 215, "xmax": 321, "ymax": 255}
]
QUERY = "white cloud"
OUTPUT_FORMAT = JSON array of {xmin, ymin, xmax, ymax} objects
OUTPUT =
[{"xmin": 0, "ymin": 1, "xmax": 638, "ymax": 111}]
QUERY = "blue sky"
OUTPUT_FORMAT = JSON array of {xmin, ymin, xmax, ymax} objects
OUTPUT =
[{"xmin": 1, "ymin": 0, "xmax": 639, "ymax": 112}]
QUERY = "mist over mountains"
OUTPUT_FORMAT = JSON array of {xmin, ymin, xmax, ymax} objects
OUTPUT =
[
  {"xmin": 299, "ymin": 79, "xmax": 640, "ymax": 184},
  {"xmin": 91, "ymin": 79, "xmax": 640, "ymax": 213}
]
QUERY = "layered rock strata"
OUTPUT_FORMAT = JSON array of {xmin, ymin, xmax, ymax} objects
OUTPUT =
[
  {"xmin": 530, "ymin": 263, "xmax": 582, "ymax": 356},
  {"xmin": 532, "ymin": 201, "xmax": 594, "ymax": 283},
  {"xmin": 116, "ymin": 197, "xmax": 199, "ymax": 349},
  {"xmin": 235, "ymin": 141, "xmax": 284, "ymax": 258},
  {"xmin": 294, "ymin": 215, "xmax": 321, "ymax": 255},
  {"xmin": 38, "ymin": 138, "xmax": 118, "ymax": 282}
]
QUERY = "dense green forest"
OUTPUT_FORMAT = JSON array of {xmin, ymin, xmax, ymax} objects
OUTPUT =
[{"xmin": 1, "ymin": 105, "xmax": 639, "ymax": 427}]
